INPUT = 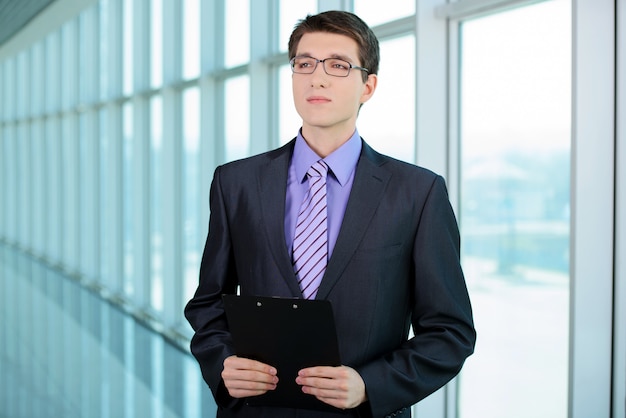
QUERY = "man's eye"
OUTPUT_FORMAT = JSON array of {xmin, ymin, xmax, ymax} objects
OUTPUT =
[
  {"xmin": 299, "ymin": 62, "xmax": 311, "ymax": 68},
  {"xmin": 331, "ymin": 62, "xmax": 348, "ymax": 70}
]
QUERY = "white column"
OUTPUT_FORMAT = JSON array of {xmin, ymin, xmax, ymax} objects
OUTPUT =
[
  {"xmin": 569, "ymin": 1, "xmax": 615, "ymax": 417},
  {"xmin": 612, "ymin": 1, "xmax": 626, "ymax": 416}
]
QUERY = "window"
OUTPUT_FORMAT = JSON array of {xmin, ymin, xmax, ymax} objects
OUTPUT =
[
  {"xmin": 224, "ymin": 0, "xmax": 249, "ymax": 68},
  {"xmin": 99, "ymin": 108, "xmax": 111, "ymax": 283},
  {"xmin": 123, "ymin": 102, "xmax": 135, "ymax": 296},
  {"xmin": 457, "ymin": 2, "xmax": 571, "ymax": 417},
  {"xmin": 358, "ymin": 35, "xmax": 416, "ymax": 163},
  {"xmin": 151, "ymin": 0, "xmax": 163, "ymax": 88},
  {"xmin": 150, "ymin": 95, "xmax": 163, "ymax": 312},
  {"xmin": 182, "ymin": 87, "xmax": 201, "ymax": 310},
  {"xmin": 279, "ymin": 64, "xmax": 301, "ymax": 144},
  {"xmin": 123, "ymin": 0, "xmax": 133, "ymax": 95},
  {"xmin": 182, "ymin": 0, "xmax": 200, "ymax": 79},
  {"xmin": 99, "ymin": 0, "xmax": 109, "ymax": 99},
  {"xmin": 279, "ymin": 0, "xmax": 316, "ymax": 52},
  {"xmin": 354, "ymin": 0, "xmax": 414, "ymax": 27},
  {"xmin": 224, "ymin": 76, "xmax": 250, "ymax": 161}
]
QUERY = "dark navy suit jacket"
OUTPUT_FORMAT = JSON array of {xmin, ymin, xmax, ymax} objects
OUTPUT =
[{"xmin": 185, "ymin": 139, "xmax": 476, "ymax": 418}]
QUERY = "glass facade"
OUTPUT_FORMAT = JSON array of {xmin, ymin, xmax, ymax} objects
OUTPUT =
[
  {"xmin": 458, "ymin": 4, "xmax": 571, "ymax": 416},
  {"xmin": 0, "ymin": 0, "xmax": 622, "ymax": 417}
]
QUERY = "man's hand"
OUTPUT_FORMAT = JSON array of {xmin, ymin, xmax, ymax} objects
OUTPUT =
[
  {"xmin": 221, "ymin": 355, "xmax": 278, "ymax": 398},
  {"xmin": 296, "ymin": 365, "xmax": 367, "ymax": 409}
]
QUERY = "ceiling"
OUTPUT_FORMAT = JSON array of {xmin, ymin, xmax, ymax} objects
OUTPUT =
[{"xmin": 0, "ymin": 0, "xmax": 55, "ymax": 47}]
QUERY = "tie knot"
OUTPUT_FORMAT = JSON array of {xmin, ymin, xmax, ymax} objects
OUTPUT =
[{"xmin": 307, "ymin": 160, "xmax": 329, "ymax": 179}]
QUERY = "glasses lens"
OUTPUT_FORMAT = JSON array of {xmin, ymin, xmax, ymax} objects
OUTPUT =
[
  {"xmin": 323, "ymin": 59, "xmax": 350, "ymax": 77},
  {"xmin": 292, "ymin": 57, "xmax": 317, "ymax": 73}
]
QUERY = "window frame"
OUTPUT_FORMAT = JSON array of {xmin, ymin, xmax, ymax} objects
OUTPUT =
[{"xmin": 437, "ymin": 0, "xmax": 620, "ymax": 417}]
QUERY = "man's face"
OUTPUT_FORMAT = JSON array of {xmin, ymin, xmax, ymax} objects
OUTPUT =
[{"xmin": 292, "ymin": 32, "xmax": 377, "ymax": 137}]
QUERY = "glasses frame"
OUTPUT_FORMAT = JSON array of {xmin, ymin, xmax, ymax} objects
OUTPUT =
[{"xmin": 289, "ymin": 55, "xmax": 369, "ymax": 78}]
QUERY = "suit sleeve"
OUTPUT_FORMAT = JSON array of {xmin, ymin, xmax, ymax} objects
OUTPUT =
[
  {"xmin": 184, "ymin": 166, "xmax": 241, "ymax": 408},
  {"xmin": 357, "ymin": 175, "xmax": 476, "ymax": 417}
]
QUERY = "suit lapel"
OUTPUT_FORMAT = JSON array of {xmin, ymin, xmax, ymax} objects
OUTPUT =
[
  {"xmin": 257, "ymin": 140, "xmax": 303, "ymax": 297},
  {"xmin": 316, "ymin": 142, "xmax": 391, "ymax": 299}
]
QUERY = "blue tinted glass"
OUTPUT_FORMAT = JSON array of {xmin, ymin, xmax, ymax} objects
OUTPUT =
[
  {"xmin": 353, "ymin": 0, "xmax": 414, "ymax": 27},
  {"xmin": 225, "ymin": 76, "xmax": 250, "ymax": 161},
  {"xmin": 225, "ymin": 0, "xmax": 249, "ymax": 67},
  {"xmin": 150, "ymin": 95, "xmax": 163, "ymax": 312},
  {"xmin": 458, "ymin": 2, "xmax": 571, "ymax": 417},
  {"xmin": 357, "ymin": 36, "xmax": 416, "ymax": 163},
  {"xmin": 182, "ymin": 87, "xmax": 201, "ymax": 307},
  {"xmin": 182, "ymin": 0, "xmax": 200, "ymax": 79}
]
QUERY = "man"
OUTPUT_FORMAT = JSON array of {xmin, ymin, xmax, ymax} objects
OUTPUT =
[{"xmin": 185, "ymin": 10, "xmax": 475, "ymax": 418}]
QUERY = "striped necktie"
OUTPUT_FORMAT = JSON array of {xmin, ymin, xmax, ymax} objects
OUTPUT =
[{"xmin": 292, "ymin": 160, "xmax": 329, "ymax": 299}]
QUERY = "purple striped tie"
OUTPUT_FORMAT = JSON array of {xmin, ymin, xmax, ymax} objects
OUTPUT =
[{"xmin": 293, "ymin": 160, "xmax": 329, "ymax": 299}]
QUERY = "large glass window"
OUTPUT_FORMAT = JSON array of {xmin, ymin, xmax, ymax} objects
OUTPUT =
[
  {"xmin": 182, "ymin": 0, "xmax": 200, "ymax": 79},
  {"xmin": 78, "ymin": 13, "xmax": 90, "ymax": 104},
  {"xmin": 45, "ymin": 33, "xmax": 60, "ymax": 113},
  {"xmin": 99, "ymin": 0, "xmax": 109, "ymax": 99},
  {"xmin": 457, "ymin": 2, "xmax": 571, "ymax": 417},
  {"xmin": 31, "ymin": 43, "xmax": 44, "ymax": 116},
  {"xmin": 99, "ymin": 108, "xmax": 111, "ymax": 283},
  {"xmin": 151, "ymin": 0, "xmax": 163, "ymax": 88},
  {"xmin": 224, "ymin": 0, "xmax": 249, "ymax": 68},
  {"xmin": 61, "ymin": 116, "xmax": 78, "ymax": 272},
  {"xmin": 45, "ymin": 118, "xmax": 61, "ymax": 262},
  {"xmin": 182, "ymin": 87, "xmax": 201, "ymax": 309},
  {"xmin": 78, "ymin": 112, "xmax": 99, "ymax": 281},
  {"xmin": 123, "ymin": 102, "xmax": 135, "ymax": 297},
  {"xmin": 17, "ymin": 124, "xmax": 30, "ymax": 249},
  {"xmin": 31, "ymin": 121, "xmax": 45, "ymax": 256},
  {"xmin": 279, "ymin": 64, "xmax": 301, "ymax": 144},
  {"xmin": 224, "ymin": 76, "xmax": 250, "ymax": 161},
  {"xmin": 61, "ymin": 23, "xmax": 77, "ymax": 110},
  {"xmin": 353, "ymin": 0, "xmax": 414, "ymax": 27},
  {"xmin": 279, "ymin": 0, "xmax": 316, "ymax": 52},
  {"xmin": 150, "ymin": 95, "xmax": 164, "ymax": 313},
  {"xmin": 123, "ymin": 0, "xmax": 133, "ymax": 95},
  {"xmin": 16, "ymin": 52, "xmax": 28, "ymax": 119},
  {"xmin": 358, "ymin": 35, "xmax": 415, "ymax": 163}
]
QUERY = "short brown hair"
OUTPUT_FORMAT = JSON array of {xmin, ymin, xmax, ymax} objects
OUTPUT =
[{"xmin": 288, "ymin": 10, "xmax": 379, "ymax": 83}]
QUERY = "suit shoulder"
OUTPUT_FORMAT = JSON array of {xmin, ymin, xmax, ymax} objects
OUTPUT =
[
  {"xmin": 370, "ymin": 149, "xmax": 441, "ymax": 183},
  {"xmin": 217, "ymin": 141, "xmax": 294, "ymax": 174}
]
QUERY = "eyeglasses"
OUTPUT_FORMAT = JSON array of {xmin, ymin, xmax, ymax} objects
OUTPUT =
[{"xmin": 290, "ymin": 56, "xmax": 369, "ymax": 78}]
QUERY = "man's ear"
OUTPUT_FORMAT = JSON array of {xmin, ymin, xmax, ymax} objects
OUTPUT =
[{"xmin": 360, "ymin": 74, "xmax": 378, "ymax": 105}]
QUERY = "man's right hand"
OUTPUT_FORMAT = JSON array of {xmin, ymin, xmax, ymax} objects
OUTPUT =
[{"xmin": 221, "ymin": 355, "xmax": 279, "ymax": 398}]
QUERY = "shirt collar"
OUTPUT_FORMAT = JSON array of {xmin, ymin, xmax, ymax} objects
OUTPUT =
[{"xmin": 293, "ymin": 129, "xmax": 362, "ymax": 186}]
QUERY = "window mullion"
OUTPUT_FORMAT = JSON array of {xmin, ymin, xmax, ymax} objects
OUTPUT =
[{"xmin": 569, "ymin": 0, "xmax": 615, "ymax": 416}]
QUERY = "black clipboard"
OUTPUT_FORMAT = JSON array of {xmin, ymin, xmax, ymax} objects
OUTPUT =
[{"xmin": 222, "ymin": 294, "xmax": 342, "ymax": 411}]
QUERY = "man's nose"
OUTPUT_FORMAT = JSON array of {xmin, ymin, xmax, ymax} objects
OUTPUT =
[{"xmin": 310, "ymin": 61, "xmax": 329, "ymax": 86}]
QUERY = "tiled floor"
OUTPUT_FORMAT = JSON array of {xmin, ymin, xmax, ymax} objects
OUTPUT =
[{"xmin": 0, "ymin": 244, "xmax": 216, "ymax": 418}]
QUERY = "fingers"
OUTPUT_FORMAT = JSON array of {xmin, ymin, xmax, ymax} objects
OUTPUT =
[
  {"xmin": 222, "ymin": 356, "xmax": 279, "ymax": 399},
  {"xmin": 296, "ymin": 366, "xmax": 367, "ymax": 409}
]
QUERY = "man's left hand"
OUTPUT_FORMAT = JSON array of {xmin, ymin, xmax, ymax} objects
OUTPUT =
[{"xmin": 296, "ymin": 365, "xmax": 367, "ymax": 409}]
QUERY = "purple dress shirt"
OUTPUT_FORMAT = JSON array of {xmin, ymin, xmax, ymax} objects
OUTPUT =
[{"xmin": 284, "ymin": 129, "xmax": 362, "ymax": 258}]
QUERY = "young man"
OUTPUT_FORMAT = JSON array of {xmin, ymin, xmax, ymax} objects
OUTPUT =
[{"xmin": 185, "ymin": 10, "xmax": 476, "ymax": 418}]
